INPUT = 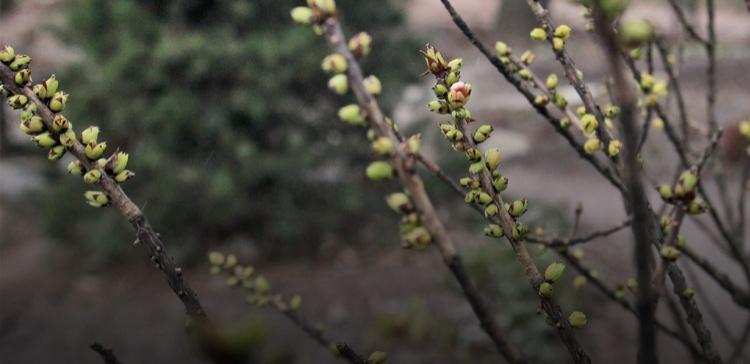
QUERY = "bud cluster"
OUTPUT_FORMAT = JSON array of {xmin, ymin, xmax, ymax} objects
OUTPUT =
[
  {"xmin": 207, "ymin": 251, "xmax": 287, "ymax": 308},
  {"xmin": 386, "ymin": 192, "xmax": 432, "ymax": 250},
  {"xmin": 1, "ymin": 45, "xmax": 135, "ymax": 208},
  {"xmin": 657, "ymin": 168, "xmax": 706, "ymax": 215}
]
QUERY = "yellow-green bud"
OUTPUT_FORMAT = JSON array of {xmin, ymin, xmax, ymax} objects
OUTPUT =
[
  {"xmin": 484, "ymin": 203, "xmax": 499, "ymax": 217},
  {"xmin": 627, "ymin": 278, "xmax": 638, "ymax": 292},
  {"xmin": 327, "ymin": 74, "xmax": 348, "ymax": 95},
  {"xmin": 19, "ymin": 116, "xmax": 44, "ymax": 135},
  {"xmin": 568, "ymin": 311, "xmax": 588, "ymax": 329},
  {"xmin": 493, "ymin": 175, "xmax": 508, "ymax": 192},
  {"xmin": 290, "ymin": 6, "xmax": 315, "ymax": 25},
  {"xmin": 51, "ymin": 114, "xmax": 70, "ymax": 133},
  {"xmin": 81, "ymin": 126, "xmax": 100, "ymax": 145},
  {"xmin": 477, "ymin": 192, "xmax": 492, "ymax": 206},
  {"xmin": 484, "ymin": 148, "xmax": 501, "ymax": 171},
  {"xmin": 607, "ymin": 140, "xmax": 622, "ymax": 157},
  {"xmin": 448, "ymin": 58, "xmax": 463, "ymax": 72},
  {"xmin": 83, "ymin": 169, "xmax": 102, "ymax": 184},
  {"xmin": 512, "ymin": 222, "xmax": 528, "ymax": 240},
  {"xmin": 67, "ymin": 160, "xmax": 84, "ymax": 176},
  {"xmin": 42, "ymin": 75, "xmax": 59, "ymax": 98},
  {"xmin": 402, "ymin": 226, "xmax": 431, "ymax": 250},
  {"xmin": 254, "ymin": 276, "xmax": 270, "ymax": 293},
  {"xmin": 363, "ymin": 75, "xmax": 382, "ymax": 96},
  {"xmin": 560, "ymin": 117, "xmax": 572, "ymax": 128},
  {"xmin": 289, "ymin": 295, "xmax": 302, "ymax": 311},
  {"xmin": 484, "ymin": 224, "xmax": 504, "ymax": 238},
  {"xmin": 348, "ymin": 32, "xmax": 372, "ymax": 58},
  {"xmin": 107, "ymin": 152, "xmax": 129, "ymax": 174},
  {"xmin": 338, "ymin": 104, "xmax": 365, "ymax": 126},
  {"xmin": 576, "ymin": 106, "xmax": 586, "ymax": 117},
  {"xmin": 658, "ymin": 184, "xmax": 673, "ymax": 201},
  {"xmin": 321, "ymin": 53, "xmax": 347, "ymax": 74},
  {"xmin": 433, "ymin": 84, "xmax": 448, "ymax": 97},
  {"xmin": 469, "ymin": 161, "xmax": 485, "ymax": 175},
  {"xmin": 386, "ymin": 192, "xmax": 412, "ymax": 213},
  {"xmin": 574, "ymin": 276, "xmax": 587, "ymax": 289},
  {"xmin": 546, "ymin": 73, "xmax": 559, "ymax": 89},
  {"xmin": 739, "ymin": 120, "xmax": 750, "ymax": 138},
  {"xmin": 660, "ymin": 246, "xmax": 681, "ymax": 261},
  {"xmin": 33, "ymin": 132, "xmax": 58, "ymax": 149},
  {"xmin": 49, "ymin": 91, "xmax": 69, "ymax": 112},
  {"xmin": 9, "ymin": 54, "xmax": 31, "ymax": 71},
  {"xmin": 651, "ymin": 117, "xmax": 664, "ymax": 130},
  {"xmin": 539, "ymin": 282, "xmax": 554, "ymax": 298},
  {"xmin": 687, "ymin": 198, "xmax": 707, "ymax": 215},
  {"xmin": 678, "ymin": 169, "xmax": 698, "ymax": 194},
  {"xmin": 518, "ymin": 69, "xmax": 532, "ymax": 81},
  {"xmin": 605, "ymin": 105, "xmax": 621, "ymax": 118},
  {"xmin": 366, "ymin": 161, "xmax": 393, "ymax": 181},
  {"xmin": 208, "ymin": 251, "xmax": 225, "ymax": 266},
  {"xmin": 466, "ymin": 147, "xmax": 481, "ymax": 162},
  {"xmin": 640, "ymin": 73, "xmax": 655, "ymax": 91},
  {"xmin": 682, "ymin": 288, "xmax": 695, "ymax": 299},
  {"xmin": 620, "ymin": 19, "xmax": 654, "ymax": 47},
  {"xmin": 554, "ymin": 25, "xmax": 572, "ymax": 40},
  {"xmin": 8, "ymin": 94, "xmax": 28, "ymax": 109},
  {"xmin": 520, "ymin": 50, "xmax": 536, "ymax": 65},
  {"xmin": 47, "ymin": 145, "xmax": 66, "ymax": 161},
  {"xmin": 367, "ymin": 351, "xmax": 388, "ymax": 364},
  {"xmin": 530, "ymin": 27, "xmax": 547, "ymax": 41},
  {"xmin": 84, "ymin": 142, "xmax": 106, "ymax": 160},
  {"xmin": 495, "ymin": 41, "xmax": 510, "ymax": 56},
  {"xmin": 84, "ymin": 190, "xmax": 109, "ymax": 208},
  {"xmin": 404, "ymin": 134, "xmax": 422, "ymax": 155},
  {"xmin": 307, "ymin": 0, "xmax": 336, "ymax": 17},
  {"xmin": 544, "ymin": 262, "xmax": 566, "ymax": 282},
  {"xmin": 584, "ymin": 137, "xmax": 602, "ymax": 154},
  {"xmin": 0, "ymin": 45, "xmax": 15, "ymax": 63},
  {"xmin": 534, "ymin": 95, "xmax": 549, "ymax": 106},
  {"xmin": 508, "ymin": 198, "xmax": 528, "ymax": 217},
  {"xmin": 371, "ymin": 137, "xmax": 394, "ymax": 156},
  {"xmin": 15, "ymin": 69, "xmax": 30, "ymax": 85},
  {"xmin": 552, "ymin": 37, "xmax": 565, "ymax": 51},
  {"xmin": 581, "ymin": 114, "xmax": 598, "ymax": 134},
  {"xmin": 629, "ymin": 47, "xmax": 642, "ymax": 60},
  {"xmin": 115, "ymin": 170, "xmax": 135, "ymax": 183}
]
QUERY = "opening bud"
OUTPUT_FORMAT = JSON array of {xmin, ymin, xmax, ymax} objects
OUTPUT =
[
  {"xmin": 115, "ymin": 170, "xmax": 135, "ymax": 183},
  {"xmin": 363, "ymin": 75, "xmax": 382, "ymax": 96},
  {"xmin": 544, "ymin": 262, "xmax": 566, "ymax": 282},
  {"xmin": 607, "ymin": 140, "xmax": 622, "ymax": 157},
  {"xmin": 84, "ymin": 190, "xmax": 109, "ymax": 208},
  {"xmin": 321, "ymin": 54, "xmax": 348, "ymax": 75},
  {"xmin": 484, "ymin": 224, "xmax": 504, "ymax": 238},
  {"xmin": 83, "ymin": 169, "xmax": 102, "ymax": 184},
  {"xmin": 584, "ymin": 137, "xmax": 602, "ymax": 154},
  {"xmin": 554, "ymin": 25, "xmax": 572, "ymax": 40},
  {"xmin": 8, "ymin": 94, "xmax": 28, "ymax": 109},
  {"xmin": 47, "ymin": 145, "xmax": 66, "ymax": 161},
  {"xmin": 348, "ymin": 32, "xmax": 372, "ymax": 59},
  {"xmin": 19, "ymin": 116, "xmax": 44, "ymax": 135},
  {"xmin": 85, "ymin": 141, "xmax": 107, "ymax": 160},
  {"xmin": 508, "ymin": 198, "xmax": 528, "ymax": 217},
  {"xmin": 33, "ymin": 132, "xmax": 58, "ymax": 149},
  {"xmin": 9, "ymin": 54, "xmax": 31, "ymax": 71},
  {"xmin": 49, "ymin": 91, "xmax": 69, "ymax": 112},
  {"xmin": 0, "ymin": 45, "xmax": 15, "ymax": 63},
  {"xmin": 512, "ymin": 222, "xmax": 528, "ymax": 240}
]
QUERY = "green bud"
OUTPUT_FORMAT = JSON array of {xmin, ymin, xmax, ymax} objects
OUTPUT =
[
  {"xmin": 581, "ymin": 114, "xmax": 598, "ymax": 134},
  {"xmin": 83, "ymin": 169, "xmax": 102, "ymax": 184},
  {"xmin": 568, "ymin": 311, "xmax": 588, "ymax": 329},
  {"xmin": 678, "ymin": 169, "xmax": 698, "ymax": 194},
  {"xmin": 67, "ymin": 160, "xmax": 84, "ymax": 176},
  {"xmin": 386, "ymin": 192, "xmax": 412, "ymax": 213},
  {"xmin": 546, "ymin": 73, "xmax": 559, "ymax": 89},
  {"xmin": 363, "ymin": 75, "xmax": 382, "ymax": 96},
  {"xmin": 660, "ymin": 246, "xmax": 681, "ymax": 261},
  {"xmin": 208, "ymin": 251, "xmax": 225, "ymax": 266},
  {"xmin": 404, "ymin": 134, "xmax": 422, "ymax": 155},
  {"xmin": 84, "ymin": 190, "xmax": 109, "ymax": 208},
  {"xmin": 640, "ymin": 73, "xmax": 655, "ymax": 91},
  {"xmin": 484, "ymin": 203, "xmax": 498, "ymax": 217},
  {"xmin": 658, "ymin": 184, "xmax": 673, "ymax": 201},
  {"xmin": 483, "ymin": 224, "xmax": 504, "ymax": 238},
  {"xmin": 553, "ymin": 93, "xmax": 568, "ymax": 109},
  {"xmin": 9, "ymin": 54, "xmax": 31, "ymax": 71},
  {"xmin": 559, "ymin": 117, "xmax": 572, "ymax": 128},
  {"xmin": 518, "ymin": 69, "xmax": 532, "ymax": 81},
  {"xmin": 290, "ymin": 6, "xmax": 315, "ymax": 25},
  {"xmin": 584, "ymin": 137, "xmax": 602, "ymax": 154},
  {"xmin": 484, "ymin": 148, "xmax": 501, "ymax": 171},
  {"xmin": 85, "ymin": 142, "xmax": 107, "ymax": 160},
  {"xmin": 469, "ymin": 161, "xmax": 485, "ymax": 175},
  {"xmin": 464, "ymin": 148, "xmax": 481, "ymax": 162},
  {"xmin": 607, "ymin": 140, "xmax": 622, "ymax": 157},
  {"xmin": 554, "ymin": 25, "xmax": 572, "ymax": 40},
  {"xmin": 51, "ymin": 115, "xmax": 70, "ymax": 133},
  {"xmin": 553, "ymin": 37, "xmax": 565, "ymax": 51},
  {"xmin": 321, "ymin": 53, "xmax": 348, "ymax": 74},
  {"xmin": 508, "ymin": 198, "xmax": 528, "ymax": 217},
  {"xmin": 682, "ymin": 288, "xmax": 695, "ymax": 299},
  {"xmin": 627, "ymin": 278, "xmax": 638, "ymax": 292},
  {"xmin": 629, "ymin": 47, "xmax": 642, "ymax": 60},
  {"xmin": 348, "ymin": 32, "xmax": 372, "ymax": 58},
  {"xmin": 495, "ymin": 41, "xmax": 511, "ymax": 56},
  {"xmin": 574, "ymin": 276, "xmax": 587, "ymax": 289},
  {"xmin": 615, "ymin": 289, "xmax": 626, "ymax": 301},
  {"xmin": 687, "ymin": 198, "xmax": 707, "ymax": 215},
  {"xmin": 402, "ymin": 226, "xmax": 432, "ymax": 250},
  {"xmin": 539, "ymin": 282, "xmax": 554, "ymax": 298},
  {"xmin": 464, "ymin": 190, "xmax": 478, "ymax": 204},
  {"xmin": 47, "ymin": 145, "xmax": 66, "ymax": 161},
  {"xmin": 493, "ymin": 175, "xmax": 508, "ymax": 192},
  {"xmin": 371, "ymin": 137, "xmax": 394, "ymax": 157},
  {"xmin": 477, "ymin": 192, "xmax": 492, "ymax": 205},
  {"xmin": 49, "ymin": 91, "xmax": 69, "ymax": 112},
  {"xmin": 427, "ymin": 100, "xmax": 443, "ymax": 113},
  {"xmin": 327, "ymin": 74, "xmax": 349, "ymax": 95},
  {"xmin": 366, "ymin": 161, "xmax": 393, "ymax": 181},
  {"xmin": 676, "ymin": 235, "xmax": 686, "ymax": 248},
  {"xmin": 43, "ymin": 75, "xmax": 59, "ymax": 98},
  {"xmin": 338, "ymin": 104, "xmax": 365, "ymax": 126},
  {"xmin": 15, "ymin": 69, "xmax": 31, "ymax": 85},
  {"xmin": 530, "ymin": 27, "xmax": 548, "ymax": 41},
  {"xmin": 367, "ymin": 351, "xmax": 389, "ymax": 364},
  {"xmin": 289, "ymin": 295, "xmax": 302, "ymax": 311},
  {"xmin": 254, "ymin": 276, "xmax": 270, "ymax": 293},
  {"xmin": 19, "ymin": 116, "xmax": 44, "ymax": 135},
  {"xmin": 107, "ymin": 152, "xmax": 129, "ymax": 174},
  {"xmin": 534, "ymin": 95, "xmax": 549, "ymax": 106},
  {"xmin": 33, "ymin": 132, "xmax": 57, "ymax": 149},
  {"xmin": 520, "ymin": 50, "xmax": 536, "ymax": 65},
  {"xmin": 620, "ymin": 19, "xmax": 654, "ymax": 47},
  {"xmin": 0, "ymin": 45, "xmax": 15, "ymax": 63},
  {"xmin": 32, "ymin": 84, "xmax": 46, "ymax": 99},
  {"xmin": 8, "ymin": 94, "xmax": 28, "ymax": 109},
  {"xmin": 477, "ymin": 124, "xmax": 493, "ymax": 135},
  {"xmin": 544, "ymin": 262, "xmax": 566, "ymax": 282},
  {"xmin": 81, "ymin": 126, "xmax": 100, "ymax": 145},
  {"xmin": 433, "ymin": 83, "xmax": 448, "ymax": 97},
  {"xmin": 605, "ymin": 105, "xmax": 621, "ymax": 118},
  {"xmin": 115, "ymin": 170, "xmax": 135, "ymax": 183},
  {"xmin": 512, "ymin": 222, "xmax": 528, "ymax": 240}
]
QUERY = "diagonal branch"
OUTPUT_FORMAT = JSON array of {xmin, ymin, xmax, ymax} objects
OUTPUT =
[{"xmin": 90, "ymin": 342, "xmax": 123, "ymax": 364}]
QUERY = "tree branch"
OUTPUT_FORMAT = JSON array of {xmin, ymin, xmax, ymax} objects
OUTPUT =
[{"xmin": 90, "ymin": 342, "xmax": 123, "ymax": 364}]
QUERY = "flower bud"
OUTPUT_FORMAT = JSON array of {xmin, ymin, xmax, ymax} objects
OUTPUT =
[
  {"xmin": 67, "ymin": 160, "xmax": 84, "ymax": 176},
  {"xmin": 9, "ymin": 54, "xmax": 31, "ymax": 71},
  {"xmin": 660, "ymin": 246, "xmax": 681, "ymax": 261},
  {"xmin": 433, "ymin": 83, "xmax": 448, "ymax": 98},
  {"xmin": 508, "ymin": 198, "xmax": 528, "ymax": 217},
  {"xmin": 568, "ymin": 311, "xmax": 587, "ymax": 329},
  {"xmin": 682, "ymin": 288, "xmax": 694, "ymax": 299},
  {"xmin": 484, "ymin": 224, "xmax": 504, "ymax": 238},
  {"xmin": 47, "ymin": 145, "xmax": 66, "ymax": 161},
  {"xmin": 477, "ymin": 192, "xmax": 492, "ymax": 205},
  {"xmin": 512, "ymin": 222, "xmax": 528, "ymax": 240},
  {"xmin": 208, "ymin": 251, "xmax": 225, "ymax": 266},
  {"xmin": 15, "ymin": 69, "xmax": 30, "ymax": 85},
  {"xmin": 520, "ymin": 50, "xmax": 536, "ymax": 65},
  {"xmin": 495, "ymin": 41, "xmax": 511, "ymax": 56},
  {"xmin": 651, "ymin": 117, "xmax": 664, "ymax": 130},
  {"xmin": 484, "ymin": 203, "xmax": 498, "ymax": 217},
  {"xmin": 363, "ymin": 75, "xmax": 382, "ymax": 96},
  {"xmin": 629, "ymin": 47, "xmax": 642, "ymax": 60},
  {"xmin": 254, "ymin": 275, "xmax": 270, "ymax": 293},
  {"xmin": 307, "ymin": 0, "xmax": 336, "ymax": 18},
  {"xmin": 546, "ymin": 73, "xmax": 559, "ymax": 90},
  {"xmin": 0, "ymin": 45, "xmax": 15, "ymax": 63},
  {"xmin": 687, "ymin": 198, "xmax": 707, "ymax": 215},
  {"xmin": 290, "ymin": 6, "xmax": 315, "ymax": 25},
  {"xmin": 386, "ymin": 192, "xmax": 412, "ymax": 214},
  {"xmin": 402, "ymin": 226, "xmax": 432, "ymax": 250},
  {"xmin": 445, "ymin": 70, "xmax": 459, "ymax": 86},
  {"xmin": 658, "ymin": 184, "xmax": 673, "ymax": 201},
  {"xmin": 33, "ymin": 132, "xmax": 58, "ymax": 149},
  {"xmin": 554, "ymin": 25, "xmax": 572, "ymax": 40},
  {"xmin": 740, "ymin": 120, "xmax": 750, "ymax": 138},
  {"xmin": 32, "ymin": 84, "xmax": 46, "ymax": 99},
  {"xmin": 19, "ymin": 116, "xmax": 44, "ymax": 135},
  {"xmin": 288, "ymin": 294, "xmax": 303, "ymax": 311},
  {"xmin": 544, "ymin": 262, "xmax": 566, "ymax": 282},
  {"xmin": 422, "ymin": 45, "xmax": 449, "ymax": 75},
  {"xmin": 84, "ymin": 190, "xmax": 109, "ymax": 208},
  {"xmin": 677, "ymin": 169, "xmax": 698, "ymax": 194},
  {"xmin": 534, "ymin": 95, "xmax": 549, "ymax": 106},
  {"xmin": 366, "ymin": 161, "xmax": 393, "ymax": 181},
  {"xmin": 367, "ymin": 351, "xmax": 388, "ymax": 364},
  {"xmin": 83, "ymin": 169, "xmax": 102, "ymax": 184},
  {"xmin": 530, "ymin": 27, "xmax": 547, "ymax": 41},
  {"xmin": 581, "ymin": 114, "xmax": 598, "ymax": 134},
  {"xmin": 8, "ymin": 94, "xmax": 28, "ymax": 109},
  {"xmin": 448, "ymin": 58, "xmax": 463, "ymax": 72},
  {"xmin": 321, "ymin": 54, "xmax": 347, "ymax": 74},
  {"xmin": 518, "ymin": 69, "xmax": 532, "ymax": 81},
  {"xmin": 607, "ymin": 140, "xmax": 622, "ymax": 157},
  {"xmin": 484, "ymin": 148, "xmax": 501, "ymax": 171},
  {"xmin": 552, "ymin": 37, "xmax": 565, "ymax": 51},
  {"xmin": 371, "ymin": 137, "xmax": 394, "ymax": 157},
  {"xmin": 348, "ymin": 32, "xmax": 372, "ymax": 58},
  {"xmin": 468, "ymin": 161, "xmax": 484, "ymax": 175},
  {"xmin": 620, "ymin": 19, "xmax": 654, "ymax": 47},
  {"xmin": 640, "ymin": 73, "xmax": 655, "ymax": 91},
  {"xmin": 605, "ymin": 105, "xmax": 621, "ymax": 118},
  {"xmin": 559, "ymin": 117, "xmax": 572, "ymax": 128},
  {"xmin": 338, "ymin": 104, "xmax": 365, "ymax": 126},
  {"xmin": 21, "ymin": 103, "xmax": 37, "ymax": 121},
  {"xmin": 49, "ymin": 91, "xmax": 69, "ymax": 112},
  {"xmin": 584, "ymin": 137, "xmax": 602, "ymax": 154},
  {"xmin": 114, "ymin": 170, "xmax": 135, "ymax": 183},
  {"xmin": 539, "ymin": 282, "xmax": 554, "ymax": 298},
  {"xmin": 42, "ymin": 75, "xmax": 59, "ymax": 98},
  {"xmin": 493, "ymin": 175, "xmax": 509, "ymax": 192},
  {"xmin": 105, "ymin": 152, "xmax": 129, "ymax": 174},
  {"xmin": 464, "ymin": 190, "xmax": 478, "ymax": 204},
  {"xmin": 327, "ymin": 74, "xmax": 348, "ymax": 95},
  {"xmin": 85, "ymin": 141, "xmax": 107, "ymax": 160},
  {"xmin": 477, "ymin": 124, "xmax": 493, "ymax": 135},
  {"xmin": 81, "ymin": 126, "xmax": 100, "ymax": 145},
  {"xmin": 50, "ymin": 114, "xmax": 70, "ymax": 133}
]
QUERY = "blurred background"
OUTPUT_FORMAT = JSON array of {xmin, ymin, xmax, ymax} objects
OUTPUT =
[{"xmin": 0, "ymin": 0, "xmax": 748, "ymax": 363}]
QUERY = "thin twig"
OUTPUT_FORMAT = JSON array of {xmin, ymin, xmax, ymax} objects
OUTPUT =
[
  {"xmin": 654, "ymin": 39, "xmax": 690, "ymax": 145},
  {"xmin": 527, "ymin": 217, "xmax": 632, "ymax": 248},
  {"xmin": 90, "ymin": 343, "xmax": 123, "ymax": 364},
  {"xmin": 681, "ymin": 245, "xmax": 750, "ymax": 309},
  {"xmin": 666, "ymin": 0, "xmax": 709, "ymax": 44}
]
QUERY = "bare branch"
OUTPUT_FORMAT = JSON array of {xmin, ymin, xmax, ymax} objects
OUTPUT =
[{"xmin": 90, "ymin": 343, "xmax": 123, "ymax": 364}]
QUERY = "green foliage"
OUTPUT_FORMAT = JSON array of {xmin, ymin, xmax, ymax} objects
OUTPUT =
[{"xmin": 41, "ymin": 0, "xmax": 420, "ymax": 257}]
